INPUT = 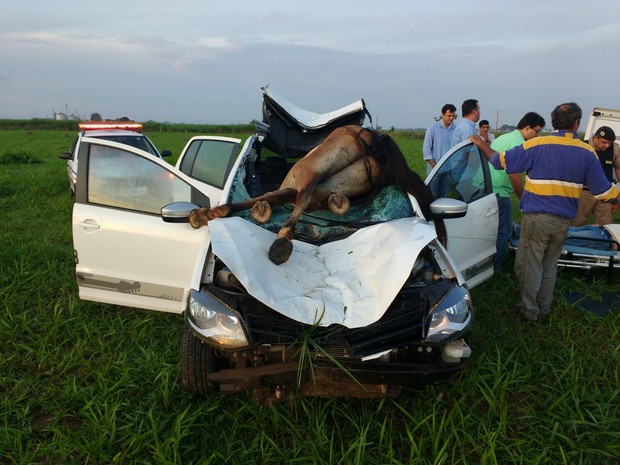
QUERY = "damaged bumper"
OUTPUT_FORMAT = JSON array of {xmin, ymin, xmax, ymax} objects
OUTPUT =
[
  {"xmin": 185, "ymin": 285, "xmax": 472, "ymax": 403},
  {"xmin": 206, "ymin": 345, "xmax": 470, "ymax": 404}
]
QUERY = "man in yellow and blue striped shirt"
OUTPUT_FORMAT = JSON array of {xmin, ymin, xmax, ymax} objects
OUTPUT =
[{"xmin": 470, "ymin": 102, "xmax": 620, "ymax": 322}]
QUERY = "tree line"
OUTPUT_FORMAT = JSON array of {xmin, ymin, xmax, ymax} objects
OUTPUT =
[{"xmin": 0, "ymin": 118, "xmax": 255, "ymax": 134}]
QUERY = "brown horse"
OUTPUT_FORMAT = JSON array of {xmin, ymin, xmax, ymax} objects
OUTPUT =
[{"xmin": 190, "ymin": 125, "xmax": 446, "ymax": 264}]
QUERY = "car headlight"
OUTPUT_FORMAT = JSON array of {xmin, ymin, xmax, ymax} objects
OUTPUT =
[
  {"xmin": 425, "ymin": 285, "xmax": 472, "ymax": 342},
  {"xmin": 186, "ymin": 289, "xmax": 250, "ymax": 349}
]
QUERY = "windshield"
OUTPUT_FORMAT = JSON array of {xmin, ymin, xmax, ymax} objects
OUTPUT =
[{"xmin": 95, "ymin": 135, "xmax": 161, "ymax": 158}]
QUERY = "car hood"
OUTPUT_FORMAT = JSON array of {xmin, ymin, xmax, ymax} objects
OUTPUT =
[{"xmin": 208, "ymin": 216, "xmax": 436, "ymax": 328}]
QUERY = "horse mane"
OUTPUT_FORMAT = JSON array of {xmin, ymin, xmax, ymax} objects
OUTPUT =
[{"xmin": 353, "ymin": 128, "xmax": 448, "ymax": 246}]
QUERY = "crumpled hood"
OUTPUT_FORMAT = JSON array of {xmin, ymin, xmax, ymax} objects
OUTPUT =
[{"xmin": 208, "ymin": 216, "xmax": 436, "ymax": 328}]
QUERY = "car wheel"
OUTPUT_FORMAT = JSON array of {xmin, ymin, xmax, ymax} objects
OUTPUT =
[{"xmin": 180, "ymin": 326, "xmax": 221, "ymax": 394}]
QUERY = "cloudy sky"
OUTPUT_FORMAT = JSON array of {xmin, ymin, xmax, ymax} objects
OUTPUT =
[{"xmin": 1, "ymin": 0, "xmax": 619, "ymax": 129}]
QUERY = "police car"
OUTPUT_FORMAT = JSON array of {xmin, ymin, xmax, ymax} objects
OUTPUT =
[{"xmin": 60, "ymin": 122, "xmax": 171, "ymax": 194}]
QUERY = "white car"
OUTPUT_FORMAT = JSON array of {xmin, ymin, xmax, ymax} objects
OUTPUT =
[
  {"xmin": 60, "ymin": 122, "xmax": 171, "ymax": 194},
  {"xmin": 583, "ymin": 107, "xmax": 620, "ymax": 142},
  {"xmin": 69, "ymin": 87, "xmax": 498, "ymax": 403}
]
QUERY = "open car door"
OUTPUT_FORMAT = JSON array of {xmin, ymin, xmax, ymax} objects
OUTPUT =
[
  {"xmin": 426, "ymin": 140, "xmax": 498, "ymax": 287},
  {"xmin": 175, "ymin": 136, "xmax": 241, "ymax": 201},
  {"xmin": 71, "ymin": 138, "xmax": 224, "ymax": 313}
]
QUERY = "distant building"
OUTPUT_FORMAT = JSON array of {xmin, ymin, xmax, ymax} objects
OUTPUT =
[{"xmin": 53, "ymin": 111, "xmax": 67, "ymax": 121}]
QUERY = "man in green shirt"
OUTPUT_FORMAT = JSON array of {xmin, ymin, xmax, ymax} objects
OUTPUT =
[{"xmin": 489, "ymin": 112, "xmax": 546, "ymax": 272}]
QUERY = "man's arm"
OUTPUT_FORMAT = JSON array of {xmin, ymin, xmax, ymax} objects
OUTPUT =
[
  {"xmin": 469, "ymin": 134, "xmax": 498, "ymax": 162},
  {"xmin": 422, "ymin": 125, "xmax": 434, "ymax": 161},
  {"xmin": 509, "ymin": 174, "xmax": 524, "ymax": 199},
  {"xmin": 613, "ymin": 143, "xmax": 620, "ymax": 183},
  {"xmin": 472, "ymin": 134, "xmax": 523, "ymax": 195}
]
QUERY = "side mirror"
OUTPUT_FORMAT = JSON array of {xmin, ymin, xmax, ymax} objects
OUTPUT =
[
  {"xmin": 161, "ymin": 201, "xmax": 204, "ymax": 223},
  {"xmin": 59, "ymin": 152, "xmax": 73, "ymax": 160},
  {"xmin": 160, "ymin": 150, "xmax": 172, "ymax": 158},
  {"xmin": 426, "ymin": 198, "xmax": 468, "ymax": 220}
]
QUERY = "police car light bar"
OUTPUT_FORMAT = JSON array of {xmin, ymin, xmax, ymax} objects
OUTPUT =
[{"xmin": 78, "ymin": 122, "xmax": 143, "ymax": 132}]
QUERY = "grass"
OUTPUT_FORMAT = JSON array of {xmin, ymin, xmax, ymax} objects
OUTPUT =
[{"xmin": 1, "ymin": 128, "xmax": 619, "ymax": 464}]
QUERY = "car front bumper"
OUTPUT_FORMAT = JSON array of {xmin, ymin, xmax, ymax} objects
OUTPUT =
[{"xmin": 204, "ymin": 351, "xmax": 469, "ymax": 404}]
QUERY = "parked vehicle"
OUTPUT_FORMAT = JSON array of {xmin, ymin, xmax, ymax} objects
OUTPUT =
[
  {"xmin": 60, "ymin": 122, "xmax": 171, "ymax": 194},
  {"xmin": 583, "ymin": 107, "xmax": 620, "ymax": 142},
  {"xmin": 68, "ymin": 86, "xmax": 498, "ymax": 403}
]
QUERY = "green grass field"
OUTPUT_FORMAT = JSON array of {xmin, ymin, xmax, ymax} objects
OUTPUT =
[{"xmin": 1, "ymin": 128, "xmax": 619, "ymax": 464}]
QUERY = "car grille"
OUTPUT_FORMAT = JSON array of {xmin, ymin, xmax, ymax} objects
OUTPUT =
[{"xmin": 208, "ymin": 279, "xmax": 453, "ymax": 357}]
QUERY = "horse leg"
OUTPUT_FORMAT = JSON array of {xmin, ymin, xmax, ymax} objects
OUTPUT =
[
  {"xmin": 189, "ymin": 188, "xmax": 298, "ymax": 229},
  {"xmin": 327, "ymin": 193, "xmax": 351, "ymax": 215},
  {"xmin": 250, "ymin": 201, "xmax": 271, "ymax": 224},
  {"xmin": 269, "ymin": 183, "xmax": 319, "ymax": 264},
  {"xmin": 189, "ymin": 204, "xmax": 233, "ymax": 228},
  {"xmin": 268, "ymin": 158, "xmax": 380, "ymax": 264}
]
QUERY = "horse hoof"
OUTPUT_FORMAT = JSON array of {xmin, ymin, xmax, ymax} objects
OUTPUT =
[
  {"xmin": 327, "ymin": 193, "xmax": 350, "ymax": 216},
  {"xmin": 189, "ymin": 208, "xmax": 209, "ymax": 229},
  {"xmin": 251, "ymin": 201, "xmax": 272, "ymax": 224},
  {"xmin": 269, "ymin": 238, "xmax": 293, "ymax": 265}
]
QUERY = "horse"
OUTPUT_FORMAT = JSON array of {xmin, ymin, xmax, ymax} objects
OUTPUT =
[{"xmin": 189, "ymin": 125, "xmax": 446, "ymax": 264}]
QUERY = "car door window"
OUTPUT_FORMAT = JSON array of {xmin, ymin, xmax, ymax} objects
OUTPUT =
[
  {"xmin": 179, "ymin": 140, "xmax": 238, "ymax": 188},
  {"xmin": 428, "ymin": 144, "xmax": 489, "ymax": 203},
  {"xmin": 87, "ymin": 145, "xmax": 191, "ymax": 214}
]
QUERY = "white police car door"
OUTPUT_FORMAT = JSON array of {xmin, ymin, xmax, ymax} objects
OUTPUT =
[
  {"xmin": 426, "ymin": 140, "xmax": 498, "ymax": 287},
  {"xmin": 71, "ymin": 138, "xmax": 223, "ymax": 314}
]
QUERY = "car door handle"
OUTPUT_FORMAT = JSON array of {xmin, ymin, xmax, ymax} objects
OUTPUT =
[
  {"xmin": 77, "ymin": 220, "xmax": 101, "ymax": 231},
  {"xmin": 485, "ymin": 207, "xmax": 498, "ymax": 217}
]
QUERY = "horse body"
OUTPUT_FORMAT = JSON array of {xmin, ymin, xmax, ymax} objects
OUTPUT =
[{"xmin": 189, "ymin": 125, "xmax": 444, "ymax": 264}]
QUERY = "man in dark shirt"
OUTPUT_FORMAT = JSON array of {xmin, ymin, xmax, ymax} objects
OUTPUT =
[{"xmin": 571, "ymin": 126, "xmax": 620, "ymax": 226}]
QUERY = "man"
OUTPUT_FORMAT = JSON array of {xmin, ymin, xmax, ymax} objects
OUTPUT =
[
  {"xmin": 490, "ymin": 112, "xmax": 546, "ymax": 273},
  {"xmin": 478, "ymin": 119, "xmax": 495, "ymax": 144},
  {"xmin": 452, "ymin": 99, "xmax": 480, "ymax": 146},
  {"xmin": 571, "ymin": 126, "xmax": 620, "ymax": 226},
  {"xmin": 422, "ymin": 104, "xmax": 456, "ymax": 175},
  {"xmin": 469, "ymin": 102, "xmax": 620, "ymax": 322}
]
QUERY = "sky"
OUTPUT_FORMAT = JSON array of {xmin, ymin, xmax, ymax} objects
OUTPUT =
[{"xmin": 1, "ymin": 0, "xmax": 619, "ymax": 130}]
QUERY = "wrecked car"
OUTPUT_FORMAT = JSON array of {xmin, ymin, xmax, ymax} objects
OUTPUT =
[{"xmin": 69, "ymin": 85, "xmax": 498, "ymax": 403}]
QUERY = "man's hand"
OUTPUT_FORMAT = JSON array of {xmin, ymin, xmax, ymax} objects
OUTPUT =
[
  {"xmin": 468, "ymin": 134, "xmax": 496, "ymax": 162},
  {"xmin": 468, "ymin": 134, "xmax": 486, "ymax": 147}
]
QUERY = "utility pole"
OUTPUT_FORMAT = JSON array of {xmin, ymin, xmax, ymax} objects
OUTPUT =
[{"xmin": 495, "ymin": 110, "xmax": 499, "ymax": 131}]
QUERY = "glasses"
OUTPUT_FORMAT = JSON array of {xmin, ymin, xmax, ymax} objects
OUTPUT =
[{"xmin": 531, "ymin": 127, "xmax": 542, "ymax": 134}]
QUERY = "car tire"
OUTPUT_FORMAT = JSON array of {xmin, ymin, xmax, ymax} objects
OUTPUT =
[{"xmin": 180, "ymin": 326, "xmax": 221, "ymax": 394}]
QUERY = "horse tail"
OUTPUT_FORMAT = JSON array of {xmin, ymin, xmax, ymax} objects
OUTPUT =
[
  {"xmin": 368, "ymin": 131, "xmax": 448, "ymax": 247},
  {"xmin": 344, "ymin": 126, "xmax": 377, "ymax": 187}
]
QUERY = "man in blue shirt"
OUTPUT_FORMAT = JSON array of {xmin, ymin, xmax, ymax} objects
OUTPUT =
[
  {"xmin": 452, "ymin": 99, "xmax": 480, "ymax": 146},
  {"xmin": 422, "ymin": 104, "xmax": 456, "ymax": 175}
]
